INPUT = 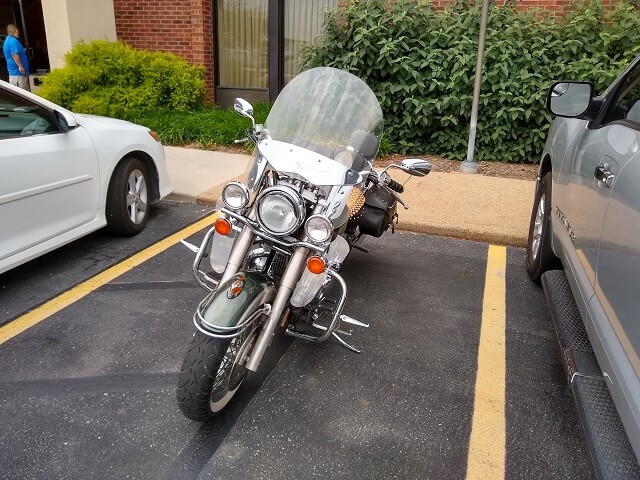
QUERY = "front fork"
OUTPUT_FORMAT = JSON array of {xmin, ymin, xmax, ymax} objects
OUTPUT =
[
  {"xmin": 210, "ymin": 211, "xmax": 310, "ymax": 371},
  {"xmin": 208, "ymin": 205, "xmax": 346, "ymax": 371},
  {"xmin": 246, "ymin": 246, "xmax": 309, "ymax": 371}
]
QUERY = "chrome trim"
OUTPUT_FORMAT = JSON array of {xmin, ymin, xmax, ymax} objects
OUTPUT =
[
  {"xmin": 222, "ymin": 181, "xmax": 251, "ymax": 210},
  {"xmin": 193, "ymin": 304, "xmax": 271, "ymax": 339},
  {"xmin": 304, "ymin": 214, "xmax": 333, "ymax": 243},
  {"xmin": 190, "ymin": 227, "xmax": 218, "ymax": 291},
  {"xmin": 219, "ymin": 222, "xmax": 257, "ymax": 285},
  {"xmin": 221, "ymin": 207, "xmax": 326, "ymax": 254},
  {"xmin": 246, "ymin": 246, "xmax": 310, "ymax": 371},
  {"xmin": 255, "ymin": 185, "xmax": 305, "ymax": 236},
  {"xmin": 285, "ymin": 269, "xmax": 347, "ymax": 344}
]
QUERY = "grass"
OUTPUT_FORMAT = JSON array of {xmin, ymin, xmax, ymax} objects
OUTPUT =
[
  {"xmin": 124, "ymin": 102, "xmax": 270, "ymax": 150},
  {"xmin": 124, "ymin": 103, "xmax": 398, "ymax": 155}
]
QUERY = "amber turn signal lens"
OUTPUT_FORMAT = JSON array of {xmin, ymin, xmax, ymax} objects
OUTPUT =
[
  {"xmin": 215, "ymin": 218, "xmax": 232, "ymax": 236},
  {"xmin": 306, "ymin": 256, "xmax": 326, "ymax": 274}
]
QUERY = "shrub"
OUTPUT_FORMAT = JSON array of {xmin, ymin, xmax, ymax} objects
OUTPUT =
[
  {"xmin": 304, "ymin": 0, "xmax": 640, "ymax": 162},
  {"xmin": 38, "ymin": 40, "xmax": 206, "ymax": 117}
]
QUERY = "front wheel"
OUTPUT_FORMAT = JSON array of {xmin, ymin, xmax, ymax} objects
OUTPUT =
[
  {"xmin": 176, "ymin": 325, "xmax": 260, "ymax": 421},
  {"xmin": 526, "ymin": 172, "xmax": 561, "ymax": 283},
  {"xmin": 105, "ymin": 156, "xmax": 150, "ymax": 236}
]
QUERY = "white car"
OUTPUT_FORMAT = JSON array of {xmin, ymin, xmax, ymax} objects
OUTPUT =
[{"xmin": 0, "ymin": 80, "xmax": 173, "ymax": 274}]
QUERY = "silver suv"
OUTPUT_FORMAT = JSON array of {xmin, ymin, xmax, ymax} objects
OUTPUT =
[{"xmin": 527, "ymin": 56, "xmax": 640, "ymax": 477}]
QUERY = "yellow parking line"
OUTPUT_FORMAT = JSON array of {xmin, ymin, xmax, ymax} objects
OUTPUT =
[
  {"xmin": 0, "ymin": 212, "xmax": 218, "ymax": 345},
  {"xmin": 466, "ymin": 245, "xmax": 507, "ymax": 480}
]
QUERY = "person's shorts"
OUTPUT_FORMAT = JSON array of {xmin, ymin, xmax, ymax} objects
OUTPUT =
[{"xmin": 8, "ymin": 75, "xmax": 31, "ymax": 92}]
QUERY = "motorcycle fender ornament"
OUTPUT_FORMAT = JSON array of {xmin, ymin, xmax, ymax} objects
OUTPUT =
[{"xmin": 227, "ymin": 274, "xmax": 246, "ymax": 299}]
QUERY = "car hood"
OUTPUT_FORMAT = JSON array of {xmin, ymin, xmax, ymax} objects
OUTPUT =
[{"xmin": 75, "ymin": 114, "xmax": 146, "ymax": 131}]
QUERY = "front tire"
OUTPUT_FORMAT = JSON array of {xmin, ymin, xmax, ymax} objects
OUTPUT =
[
  {"xmin": 176, "ymin": 326, "xmax": 259, "ymax": 421},
  {"xmin": 105, "ymin": 156, "xmax": 150, "ymax": 236},
  {"xmin": 526, "ymin": 172, "xmax": 561, "ymax": 283}
]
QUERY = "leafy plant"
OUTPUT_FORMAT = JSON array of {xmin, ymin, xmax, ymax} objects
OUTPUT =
[
  {"xmin": 304, "ymin": 0, "xmax": 640, "ymax": 162},
  {"xmin": 125, "ymin": 102, "xmax": 271, "ymax": 149},
  {"xmin": 38, "ymin": 40, "xmax": 206, "ymax": 117}
]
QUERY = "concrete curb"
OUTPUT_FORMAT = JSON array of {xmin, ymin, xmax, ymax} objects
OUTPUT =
[{"xmin": 165, "ymin": 147, "xmax": 535, "ymax": 248}]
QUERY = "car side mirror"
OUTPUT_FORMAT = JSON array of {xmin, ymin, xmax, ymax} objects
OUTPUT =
[
  {"xmin": 547, "ymin": 81, "xmax": 594, "ymax": 118},
  {"xmin": 234, "ymin": 98, "xmax": 255, "ymax": 126},
  {"xmin": 399, "ymin": 158, "xmax": 432, "ymax": 177},
  {"xmin": 54, "ymin": 109, "xmax": 77, "ymax": 132}
]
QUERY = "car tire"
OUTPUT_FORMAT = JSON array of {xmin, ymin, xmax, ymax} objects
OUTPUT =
[
  {"xmin": 526, "ymin": 172, "xmax": 561, "ymax": 283},
  {"xmin": 105, "ymin": 156, "xmax": 150, "ymax": 236}
]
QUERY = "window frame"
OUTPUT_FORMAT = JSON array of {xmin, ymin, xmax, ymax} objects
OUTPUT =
[{"xmin": 0, "ymin": 86, "xmax": 60, "ymax": 139}]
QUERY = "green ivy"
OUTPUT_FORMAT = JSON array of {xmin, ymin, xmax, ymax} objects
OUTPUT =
[
  {"xmin": 38, "ymin": 40, "xmax": 206, "ymax": 117},
  {"xmin": 304, "ymin": 0, "xmax": 640, "ymax": 163}
]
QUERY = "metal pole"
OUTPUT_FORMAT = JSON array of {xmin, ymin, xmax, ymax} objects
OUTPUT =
[{"xmin": 460, "ymin": 0, "xmax": 490, "ymax": 174}]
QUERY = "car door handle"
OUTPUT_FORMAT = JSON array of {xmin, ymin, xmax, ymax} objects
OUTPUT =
[{"xmin": 594, "ymin": 163, "xmax": 614, "ymax": 188}]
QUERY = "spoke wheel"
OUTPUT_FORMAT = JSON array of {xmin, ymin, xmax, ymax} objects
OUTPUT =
[
  {"xmin": 177, "ymin": 322, "xmax": 263, "ymax": 421},
  {"xmin": 209, "ymin": 326, "xmax": 259, "ymax": 413}
]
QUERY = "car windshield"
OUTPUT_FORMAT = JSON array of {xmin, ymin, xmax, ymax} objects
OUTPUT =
[{"xmin": 257, "ymin": 67, "xmax": 383, "ymax": 186}]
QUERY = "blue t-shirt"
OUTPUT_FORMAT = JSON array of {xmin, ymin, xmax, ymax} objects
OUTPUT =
[{"xmin": 2, "ymin": 35, "xmax": 29, "ymax": 76}]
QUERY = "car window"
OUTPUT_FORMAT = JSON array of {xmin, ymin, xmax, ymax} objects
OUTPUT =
[
  {"xmin": 604, "ymin": 62, "xmax": 640, "ymax": 127},
  {"xmin": 0, "ymin": 88, "xmax": 58, "ymax": 139}
]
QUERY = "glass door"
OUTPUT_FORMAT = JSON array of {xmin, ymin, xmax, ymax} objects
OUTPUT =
[
  {"xmin": 215, "ymin": 0, "xmax": 336, "ymax": 107},
  {"xmin": 0, "ymin": 0, "xmax": 49, "ymax": 82},
  {"xmin": 216, "ymin": 0, "xmax": 268, "ymax": 107}
]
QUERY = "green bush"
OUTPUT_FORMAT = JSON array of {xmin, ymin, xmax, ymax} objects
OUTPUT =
[
  {"xmin": 304, "ymin": 0, "xmax": 640, "ymax": 162},
  {"xmin": 38, "ymin": 40, "xmax": 206, "ymax": 117}
]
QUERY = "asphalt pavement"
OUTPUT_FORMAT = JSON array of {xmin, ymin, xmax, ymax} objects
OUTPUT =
[
  {"xmin": 164, "ymin": 146, "xmax": 536, "ymax": 248},
  {"xmin": 0, "ymin": 212, "xmax": 593, "ymax": 480}
]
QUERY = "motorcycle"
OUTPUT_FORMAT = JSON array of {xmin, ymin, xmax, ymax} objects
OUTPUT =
[{"xmin": 176, "ymin": 67, "xmax": 431, "ymax": 421}]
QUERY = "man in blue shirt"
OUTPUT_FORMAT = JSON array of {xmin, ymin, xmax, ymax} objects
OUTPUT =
[{"xmin": 3, "ymin": 24, "xmax": 30, "ymax": 91}]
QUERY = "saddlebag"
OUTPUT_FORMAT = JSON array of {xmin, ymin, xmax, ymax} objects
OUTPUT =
[{"xmin": 359, "ymin": 185, "xmax": 397, "ymax": 237}]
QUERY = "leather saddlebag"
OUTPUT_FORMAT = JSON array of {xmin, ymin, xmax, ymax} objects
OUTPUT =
[{"xmin": 359, "ymin": 186, "xmax": 397, "ymax": 237}]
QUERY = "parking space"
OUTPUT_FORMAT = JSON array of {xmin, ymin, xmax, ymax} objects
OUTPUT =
[{"xmin": 0, "ymin": 202, "xmax": 593, "ymax": 479}]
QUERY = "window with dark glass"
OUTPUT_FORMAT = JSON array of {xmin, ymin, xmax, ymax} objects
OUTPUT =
[{"xmin": 215, "ymin": 0, "xmax": 336, "ymax": 107}]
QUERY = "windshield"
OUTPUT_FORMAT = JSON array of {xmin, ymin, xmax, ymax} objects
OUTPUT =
[{"xmin": 257, "ymin": 67, "xmax": 383, "ymax": 186}]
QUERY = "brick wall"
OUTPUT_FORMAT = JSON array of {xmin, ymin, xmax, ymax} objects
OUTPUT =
[{"xmin": 113, "ymin": 0, "xmax": 214, "ymax": 101}]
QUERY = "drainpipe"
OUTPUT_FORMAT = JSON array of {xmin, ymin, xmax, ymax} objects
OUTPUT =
[{"xmin": 460, "ymin": 0, "xmax": 490, "ymax": 174}]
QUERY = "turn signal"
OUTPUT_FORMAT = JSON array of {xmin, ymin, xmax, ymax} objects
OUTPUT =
[
  {"xmin": 306, "ymin": 256, "xmax": 326, "ymax": 274},
  {"xmin": 215, "ymin": 218, "xmax": 232, "ymax": 236}
]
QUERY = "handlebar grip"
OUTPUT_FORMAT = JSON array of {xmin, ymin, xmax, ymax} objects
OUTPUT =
[{"xmin": 386, "ymin": 178, "xmax": 404, "ymax": 193}]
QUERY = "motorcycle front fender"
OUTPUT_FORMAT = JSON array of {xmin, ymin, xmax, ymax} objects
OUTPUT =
[{"xmin": 196, "ymin": 271, "xmax": 276, "ymax": 334}]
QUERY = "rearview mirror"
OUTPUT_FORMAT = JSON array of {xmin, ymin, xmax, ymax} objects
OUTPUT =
[
  {"xmin": 399, "ymin": 159, "xmax": 432, "ymax": 177},
  {"xmin": 234, "ymin": 98, "xmax": 255, "ymax": 125}
]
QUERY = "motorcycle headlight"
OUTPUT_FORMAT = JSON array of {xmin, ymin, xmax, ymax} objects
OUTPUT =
[
  {"xmin": 222, "ymin": 182, "xmax": 250, "ymax": 210},
  {"xmin": 304, "ymin": 214, "xmax": 333, "ymax": 243},
  {"xmin": 256, "ymin": 186, "xmax": 305, "ymax": 236}
]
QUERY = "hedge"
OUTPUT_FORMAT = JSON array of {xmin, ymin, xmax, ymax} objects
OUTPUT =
[{"xmin": 304, "ymin": 0, "xmax": 640, "ymax": 162}]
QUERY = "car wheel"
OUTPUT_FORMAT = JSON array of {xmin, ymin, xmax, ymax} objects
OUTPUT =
[
  {"xmin": 105, "ymin": 156, "xmax": 150, "ymax": 236},
  {"xmin": 526, "ymin": 172, "xmax": 561, "ymax": 283}
]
